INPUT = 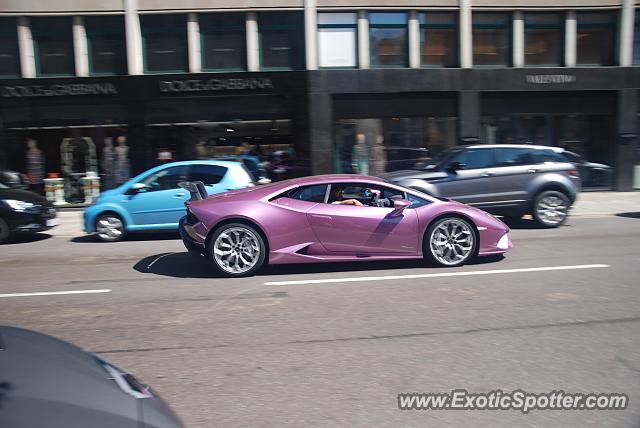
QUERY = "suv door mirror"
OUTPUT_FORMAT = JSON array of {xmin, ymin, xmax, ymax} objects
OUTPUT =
[{"xmin": 447, "ymin": 161, "xmax": 465, "ymax": 172}]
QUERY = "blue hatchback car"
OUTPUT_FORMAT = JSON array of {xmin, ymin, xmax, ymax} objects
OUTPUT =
[{"xmin": 84, "ymin": 160, "xmax": 254, "ymax": 241}]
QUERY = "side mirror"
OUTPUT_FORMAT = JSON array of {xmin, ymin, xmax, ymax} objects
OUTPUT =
[
  {"xmin": 447, "ymin": 161, "xmax": 465, "ymax": 172},
  {"xmin": 390, "ymin": 199, "xmax": 411, "ymax": 216},
  {"xmin": 127, "ymin": 182, "xmax": 149, "ymax": 194}
]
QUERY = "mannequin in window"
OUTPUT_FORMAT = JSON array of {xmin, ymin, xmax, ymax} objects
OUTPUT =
[
  {"xmin": 25, "ymin": 138, "xmax": 45, "ymax": 194},
  {"xmin": 114, "ymin": 136, "xmax": 131, "ymax": 185}
]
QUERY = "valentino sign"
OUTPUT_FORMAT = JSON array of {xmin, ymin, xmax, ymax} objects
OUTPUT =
[
  {"xmin": 159, "ymin": 78, "xmax": 275, "ymax": 93},
  {"xmin": 1, "ymin": 83, "xmax": 118, "ymax": 97}
]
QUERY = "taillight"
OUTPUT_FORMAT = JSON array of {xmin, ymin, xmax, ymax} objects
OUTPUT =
[{"xmin": 568, "ymin": 169, "xmax": 580, "ymax": 177}]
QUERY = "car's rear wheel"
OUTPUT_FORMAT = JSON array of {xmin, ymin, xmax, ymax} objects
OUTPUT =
[
  {"xmin": 95, "ymin": 213, "xmax": 126, "ymax": 242},
  {"xmin": 532, "ymin": 190, "xmax": 570, "ymax": 228},
  {"xmin": 208, "ymin": 223, "xmax": 266, "ymax": 277},
  {"xmin": 0, "ymin": 217, "xmax": 9, "ymax": 244},
  {"xmin": 424, "ymin": 216, "xmax": 477, "ymax": 267}
]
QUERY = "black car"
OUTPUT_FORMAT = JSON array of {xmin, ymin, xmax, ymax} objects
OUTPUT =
[
  {"xmin": 562, "ymin": 151, "xmax": 613, "ymax": 188},
  {"xmin": 0, "ymin": 182, "xmax": 57, "ymax": 244},
  {"xmin": 0, "ymin": 326, "xmax": 183, "ymax": 428}
]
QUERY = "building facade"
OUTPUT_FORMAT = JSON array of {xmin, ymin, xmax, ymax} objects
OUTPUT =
[{"xmin": 1, "ymin": 0, "xmax": 639, "ymax": 195}]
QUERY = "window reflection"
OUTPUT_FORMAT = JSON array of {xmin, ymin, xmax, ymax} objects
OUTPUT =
[
  {"xmin": 335, "ymin": 117, "xmax": 458, "ymax": 174},
  {"xmin": 85, "ymin": 16, "xmax": 127, "ymax": 76},
  {"xmin": 369, "ymin": 13, "xmax": 408, "ymax": 68},
  {"xmin": 0, "ymin": 18, "xmax": 20, "ymax": 77},
  {"xmin": 258, "ymin": 12, "xmax": 305, "ymax": 70},
  {"xmin": 141, "ymin": 15, "xmax": 188, "ymax": 73},
  {"xmin": 524, "ymin": 13, "xmax": 564, "ymax": 66},
  {"xmin": 31, "ymin": 17, "xmax": 75, "ymax": 76},
  {"xmin": 419, "ymin": 13, "xmax": 457, "ymax": 67},
  {"xmin": 473, "ymin": 12, "xmax": 511, "ymax": 66},
  {"xmin": 576, "ymin": 12, "xmax": 616, "ymax": 66},
  {"xmin": 200, "ymin": 13, "xmax": 246, "ymax": 71}
]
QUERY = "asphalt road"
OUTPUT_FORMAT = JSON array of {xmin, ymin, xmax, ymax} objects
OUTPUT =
[{"xmin": 1, "ymin": 214, "xmax": 639, "ymax": 427}]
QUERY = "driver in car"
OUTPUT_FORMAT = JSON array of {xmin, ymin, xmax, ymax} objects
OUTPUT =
[{"xmin": 329, "ymin": 186, "xmax": 365, "ymax": 206}]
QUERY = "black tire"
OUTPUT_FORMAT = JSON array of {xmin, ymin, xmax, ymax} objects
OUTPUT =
[
  {"xmin": 424, "ymin": 216, "xmax": 477, "ymax": 267},
  {"xmin": 95, "ymin": 213, "xmax": 126, "ymax": 242},
  {"xmin": 532, "ymin": 190, "xmax": 570, "ymax": 228},
  {"xmin": 0, "ymin": 217, "xmax": 10, "ymax": 244},
  {"xmin": 207, "ymin": 222, "xmax": 266, "ymax": 277}
]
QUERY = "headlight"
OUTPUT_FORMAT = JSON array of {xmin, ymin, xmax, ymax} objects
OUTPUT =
[
  {"xmin": 92, "ymin": 353, "xmax": 153, "ymax": 399},
  {"xmin": 3, "ymin": 199, "xmax": 36, "ymax": 212}
]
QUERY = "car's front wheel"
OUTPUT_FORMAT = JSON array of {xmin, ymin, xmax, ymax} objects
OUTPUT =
[
  {"xmin": 95, "ymin": 213, "xmax": 126, "ymax": 242},
  {"xmin": 424, "ymin": 216, "xmax": 477, "ymax": 267},
  {"xmin": 532, "ymin": 190, "xmax": 570, "ymax": 228},
  {"xmin": 208, "ymin": 223, "xmax": 266, "ymax": 277}
]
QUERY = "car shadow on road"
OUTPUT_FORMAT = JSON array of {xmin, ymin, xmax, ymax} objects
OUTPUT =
[
  {"xmin": 71, "ymin": 231, "xmax": 181, "ymax": 243},
  {"xmin": 616, "ymin": 212, "xmax": 640, "ymax": 219},
  {"xmin": 134, "ymin": 251, "xmax": 504, "ymax": 279},
  {"xmin": 4, "ymin": 232, "xmax": 51, "ymax": 245}
]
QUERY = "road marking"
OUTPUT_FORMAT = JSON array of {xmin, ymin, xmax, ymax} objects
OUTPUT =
[
  {"xmin": 147, "ymin": 252, "xmax": 176, "ymax": 269},
  {"xmin": 0, "ymin": 289, "xmax": 112, "ymax": 298},
  {"xmin": 264, "ymin": 264, "xmax": 610, "ymax": 286}
]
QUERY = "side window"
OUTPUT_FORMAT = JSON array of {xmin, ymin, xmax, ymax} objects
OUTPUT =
[
  {"xmin": 451, "ymin": 149, "xmax": 494, "ymax": 170},
  {"xmin": 534, "ymin": 149, "xmax": 566, "ymax": 164},
  {"xmin": 287, "ymin": 184, "xmax": 328, "ymax": 203},
  {"xmin": 140, "ymin": 166, "xmax": 188, "ymax": 192},
  {"xmin": 494, "ymin": 148, "xmax": 536, "ymax": 167},
  {"xmin": 406, "ymin": 192, "xmax": 430, "ymax": 208},
  {"xmin": 189, "ymin": 164, "xmax": 228, "ymax": 186}
]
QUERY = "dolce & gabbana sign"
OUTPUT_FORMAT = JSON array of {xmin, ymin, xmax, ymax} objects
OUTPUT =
[
  {"xmin": 159, "ymin": 78, "xmax": 275, "ymax": 93},
  {"xmin": 2, "ymin": 83, "xmax": 118, "ymax": 98}
]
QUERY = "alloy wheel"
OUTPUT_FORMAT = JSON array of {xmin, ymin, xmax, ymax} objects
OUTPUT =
[
  {"xmin": 429, "ymin": 218, "xmax": 475, "ymax": 266},
  {"xmin": 213, "ymin": 226, "xmax": 262, "ymax": 275},
  {"xmin": 535, "ymin": 195, "xmax": 568, "ymax": 226},
  {"xmin": 96, "ymin": 215, "xmax": 125, "ymax": 242}
]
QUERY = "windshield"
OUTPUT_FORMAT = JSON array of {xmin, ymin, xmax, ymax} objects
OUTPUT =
[{"xmin": 414, "ymin": 147, "xmax": 464, "ymax": 170}]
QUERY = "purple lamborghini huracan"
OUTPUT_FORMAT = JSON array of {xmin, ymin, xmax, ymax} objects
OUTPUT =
[{"xmin": 178, "ymin": 175, "xmax": 512, "ymax": 277}]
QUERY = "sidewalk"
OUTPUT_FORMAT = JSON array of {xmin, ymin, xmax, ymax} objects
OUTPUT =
[{"xmin": 48, "ymin": 191, "xmax": 640, "ymax": 237}]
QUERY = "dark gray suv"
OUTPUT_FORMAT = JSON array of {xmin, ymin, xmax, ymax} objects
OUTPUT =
[{"xmin": 385, "ymin": 145, "xmax": 581, "ymax": 227}]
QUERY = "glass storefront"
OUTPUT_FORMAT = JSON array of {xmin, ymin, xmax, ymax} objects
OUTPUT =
[
  {"xmin": 31, "ymin": 17, "xmax": 75, "ymax": 77},
  {"xmin": 576, "ymin": 12, "xmax": 616, "ymax": 66},
  {"xmin": 335, "ymin": 117, "xmax": 458, "ymax": 175},
  {"xmin": 634, "ymin": 12, "xmax": 640, "ymax": 65},
  {"xmin": 141, "ymin": 14, "xmax": 188, "ymax": 73},
  {"xmin": 524, "ymin": 13, "xmax": 564, "ymax": 66},
  {"xmin": 0, "ymin": 18, "xmax": 20, "ymax": 78},
  {"xmin": 318, "ymin": 13, "xmax": 358, "ymax": 68},
  {"xmin": 473, "ymin": 12, "xmax": 511, "ymax": 67},
  {"xmin": 480, "ymin": 114, "xmax": 615, "ymax": 188},
  {"xmin": 200, "ymin": 13, "xmax": 246, "ymax": 72},
  {"xmin": 258, "ymin": 12, "xmax": 305, "ymax": 70},
  {"xmin": 419, "ymin": 12, "xmax": 457, "ymax": 67},
  {"xmin": 369, "ymin": 13, "xmax": 408, "ymax": 68},
  {"xmin": 85, "ymin": 16, "xmax": 127, "ymax": 76}
]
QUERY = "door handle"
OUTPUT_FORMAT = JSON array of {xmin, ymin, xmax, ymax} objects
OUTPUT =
[
  {"xmin": 480, "ymin": 171, "xmax": 494, "ymax": 177},
  {"xmin": 527, "ymin": 168, "xmax": 539, "ymax": 173},
  {"xmin": 174, "ymin": 192, "xmax": 185, "ymax": 198}
]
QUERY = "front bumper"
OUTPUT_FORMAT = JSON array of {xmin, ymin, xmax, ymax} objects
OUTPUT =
[{"xmin": 7, "ymin": 206, "xmax": 57, "ymax": 233}]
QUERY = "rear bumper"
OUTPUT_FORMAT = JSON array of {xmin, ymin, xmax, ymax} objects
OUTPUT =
[{"xmin": 179, "ymin": 217, "xmax": 206, "ymax": 254}]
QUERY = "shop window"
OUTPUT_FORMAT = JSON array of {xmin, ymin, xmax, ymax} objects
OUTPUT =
[
  {"xmin": 369, "ymin": 13, "xmax": 408, "ymax": 68},
  {"xmin": 473, "ymin": 12, "xmax": 511, "ymax": 67},
  {"xmin": 0, "ymin": 18, "xmax": 20, "ymax": 78},
  {"xmin": 419, "ymin": 12, "xmax": 457, "ymax": 68},
  {"xmin": 31, "ymin": 17, "xmax": 75, "ymax": 77},
  {"xmin": 258, "ymin": 12, "xmax": 305, "ymax": 70},
  {"xmin": 141, "ymin": 14, "xmax": 188, "ymax": 73},
  {"xmin": 318, "ymin": 13, "xmax": 357, "ymax": 68},
  {"xmin": 524, "ymin": 13, "xmax": 564, "ymax": 66},
  {"xmin": 85, "ymin": 16, "xmax": 127, "ymax": 76},
  {"xmin": 200, "ymin": 13, "xmax": 246, "ymax": 72},
  {"xmin": 335, "ymin": 117, "xmax": 458, "ymax": 174},
  {"xmin": 576, "ymin": 12, "xmax": 616, "ymax": 66}
]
